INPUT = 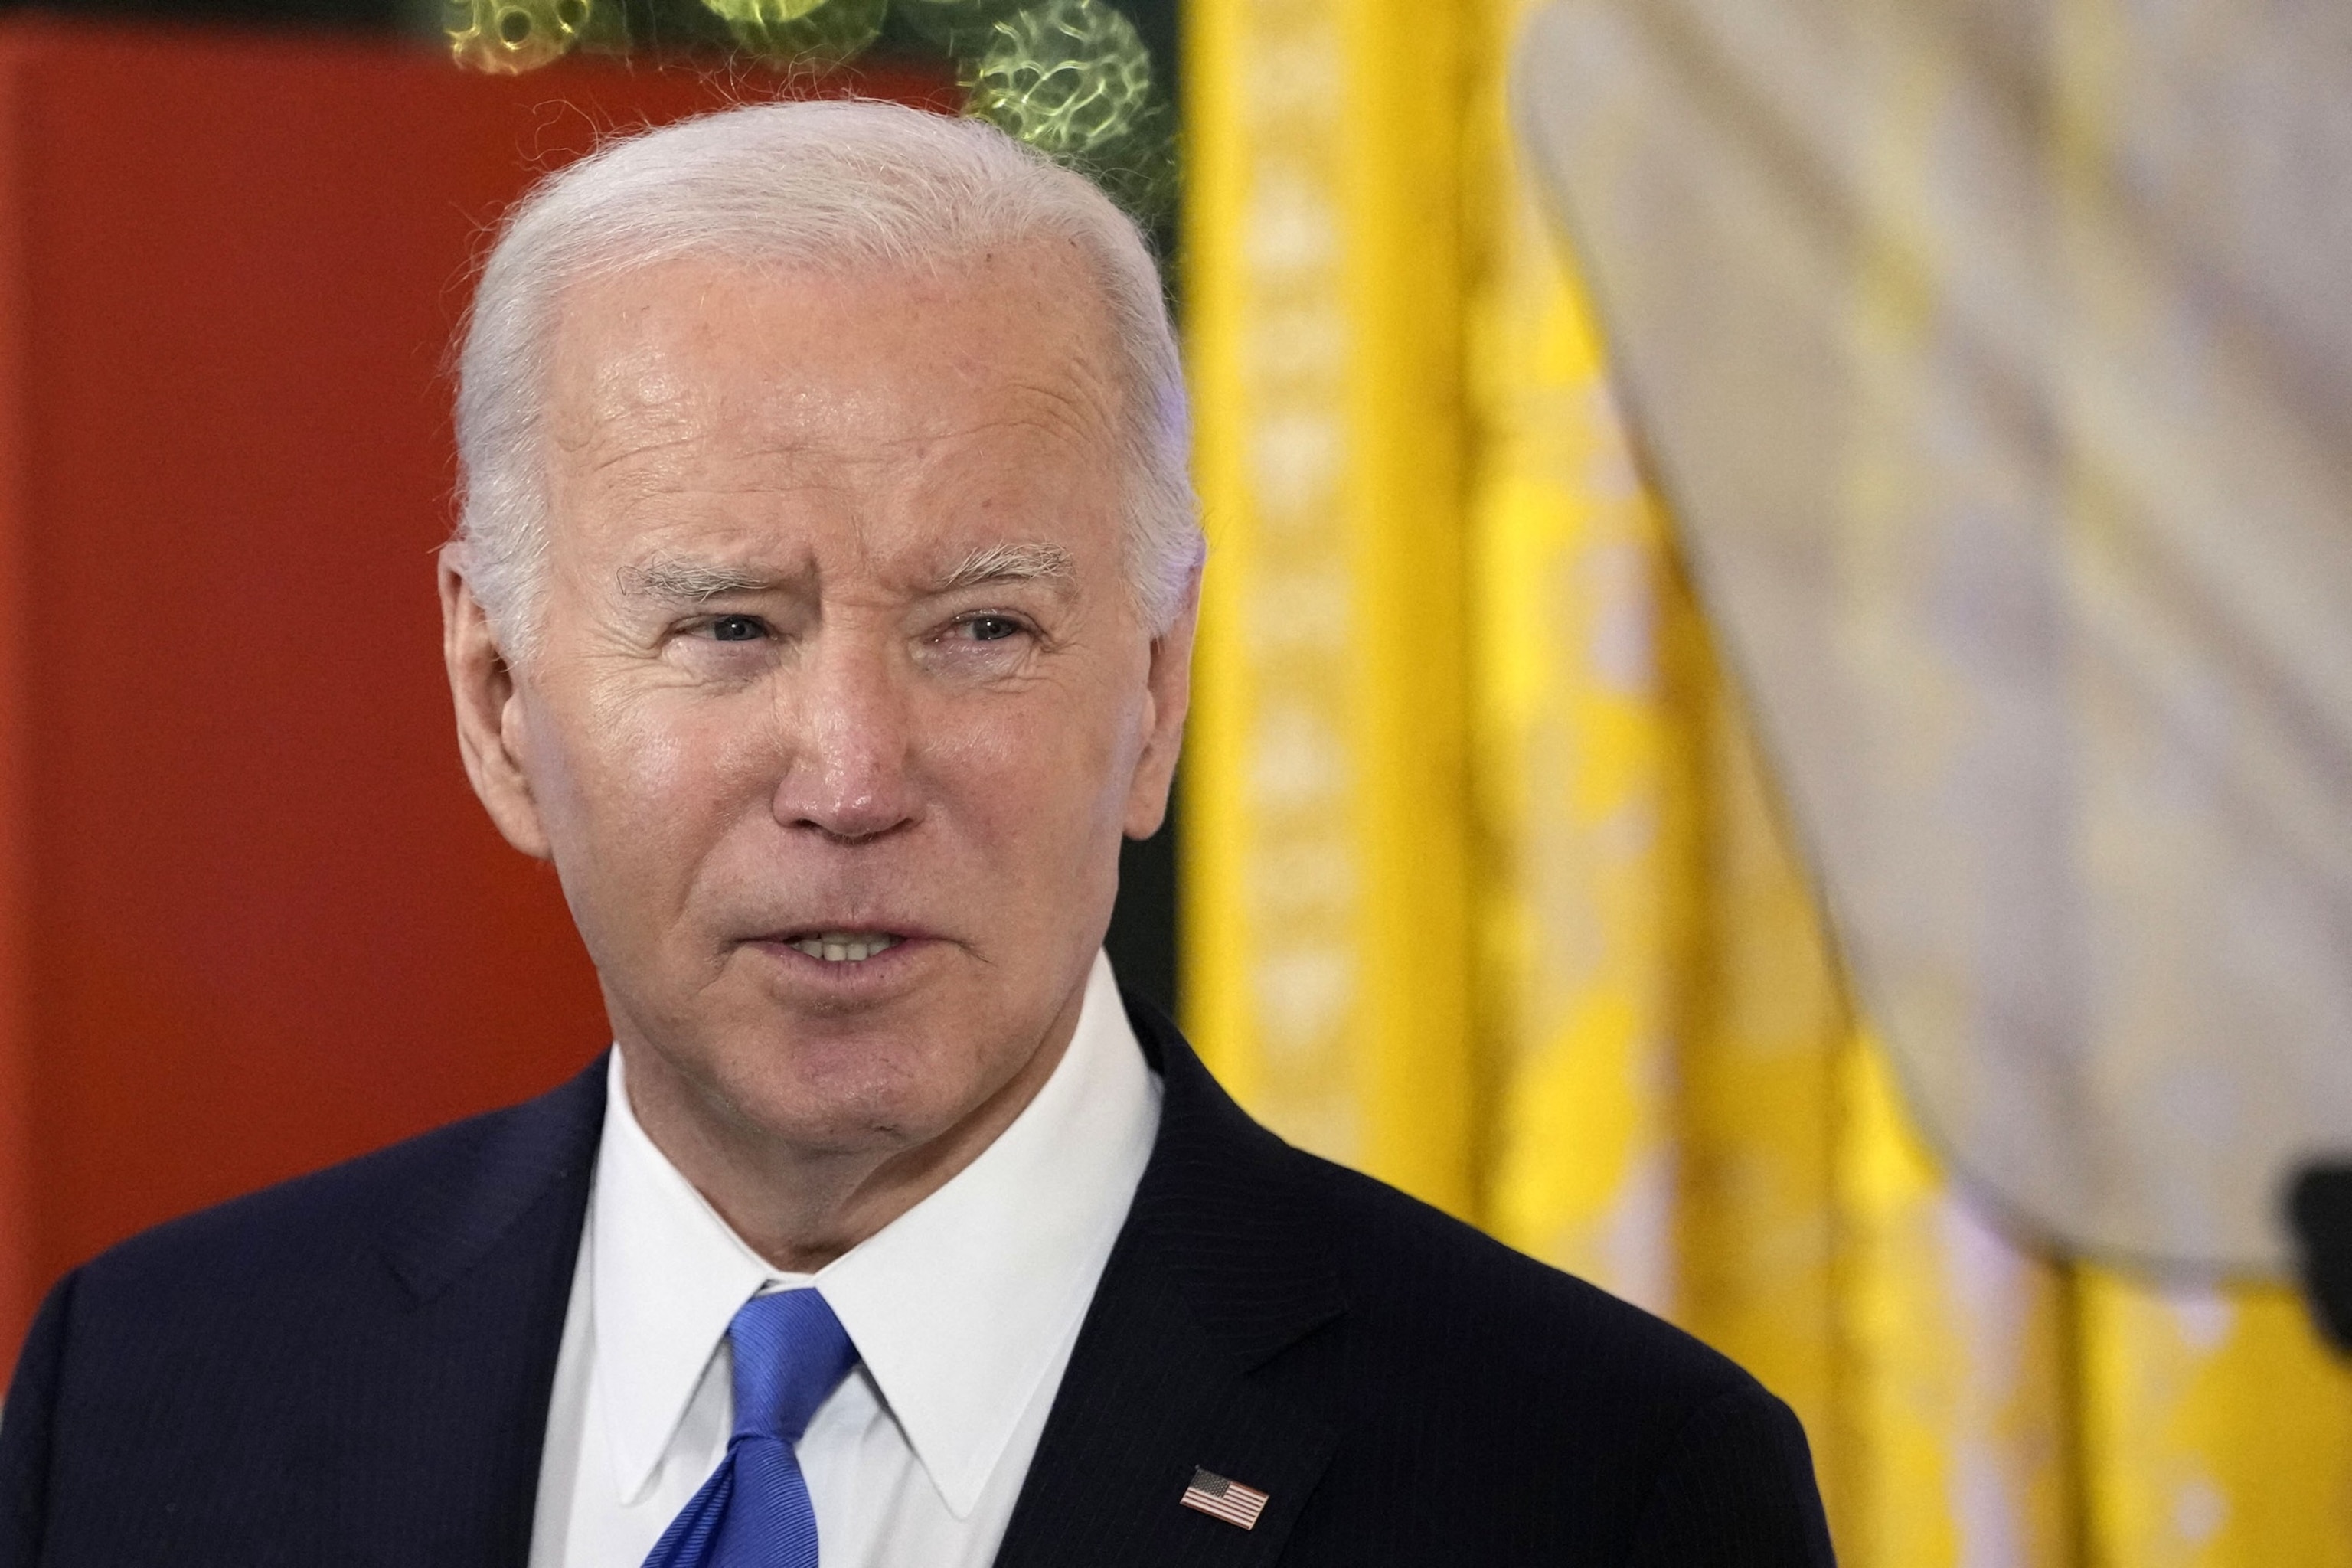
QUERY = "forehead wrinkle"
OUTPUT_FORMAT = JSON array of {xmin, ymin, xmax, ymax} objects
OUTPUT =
[
  {"xmin": 995, "ymin": 363, "xmax": 1121, "ymax": 448},
  {"xmin": 748, "ymin": 373, "xmax": 1116, "ymax": 469},
  {"xmin": 573, "ymin": 432, "xmax": 708, "ymax": 484},
  {"xmin": 867, "ymin": 396, "xmax": 1123, "ymax": 514},
  {"xmin": 566, "ymin": 425, "xmax": 854, "ymax": 534}
]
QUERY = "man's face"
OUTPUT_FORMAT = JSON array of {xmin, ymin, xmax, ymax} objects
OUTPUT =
[{"xmin": 446, "ymin": 248, "xmax": 1191, "ymax": 1161}]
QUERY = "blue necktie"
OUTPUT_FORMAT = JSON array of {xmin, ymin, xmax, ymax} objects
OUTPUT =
[{"xmin": 643, "ymin": 1289, "xmax": 858, "ymax": 1568}]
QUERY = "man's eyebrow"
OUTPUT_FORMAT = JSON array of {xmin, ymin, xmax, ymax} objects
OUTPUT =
[
  {"xmin": 615, "ymin": 557, "xmax": 789, "ymax": 603},
  {"xmin": 936, "ymin": 541, "xmax": 1076, "ymax": 593}
]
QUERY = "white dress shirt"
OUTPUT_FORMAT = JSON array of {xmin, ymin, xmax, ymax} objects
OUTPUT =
[{"xmin": 528, "ymin": 952, "xmax": 1162, "ymax": 1568}]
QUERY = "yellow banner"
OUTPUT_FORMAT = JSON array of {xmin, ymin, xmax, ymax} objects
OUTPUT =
[
  {"xmin": 1180, "ymin": 0, "xmax": 2352, "ymax": 1560},
  {"xmin": 1182, "ymin": 0, "xmax": 1475, "ymax": 1215}
]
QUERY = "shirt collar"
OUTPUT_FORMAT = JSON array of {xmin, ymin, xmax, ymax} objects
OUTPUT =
[{"xmin": 589, "ymin": 951, "xmax": 1162, "ymax": 1517}]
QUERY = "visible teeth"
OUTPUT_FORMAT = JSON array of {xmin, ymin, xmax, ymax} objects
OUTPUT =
[{"xmin": 789, "ymin": 930, "xmax": 903, "ymax": 964}]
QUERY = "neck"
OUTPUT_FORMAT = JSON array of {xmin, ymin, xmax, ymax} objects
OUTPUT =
[{"xmin": 615, "ymin": 989, "xmax": 1086, "ymax": 1274}]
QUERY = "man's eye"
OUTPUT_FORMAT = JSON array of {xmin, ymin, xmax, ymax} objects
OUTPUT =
[
  {"xmin": 959, "ymin": 614, "xmax": 1024, "ymax": 643},
  {"xmin": 708, "ymin": 615, "xmax": 766, "ymax": 643}
]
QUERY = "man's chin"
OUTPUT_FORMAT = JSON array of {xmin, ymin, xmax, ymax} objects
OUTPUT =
[{"xmin": 697, "ymin": 1044, "xmax": 988, "ymax": 1161}]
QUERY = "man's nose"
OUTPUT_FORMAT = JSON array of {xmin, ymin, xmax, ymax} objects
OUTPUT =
[{"xmin": 769, "ymin": 635, "xmax": 922, "ymax": 842}]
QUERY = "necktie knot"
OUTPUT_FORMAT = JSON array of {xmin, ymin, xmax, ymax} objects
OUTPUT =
[{"xmin": 727, "ymin": 1289, "xmax": 857, "ymax": 1447}]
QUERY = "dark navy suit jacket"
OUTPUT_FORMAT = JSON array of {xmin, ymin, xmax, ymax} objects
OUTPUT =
[{"xmin": 0, "ymin": 994, "xmax": 1834, "ymax": 1566}]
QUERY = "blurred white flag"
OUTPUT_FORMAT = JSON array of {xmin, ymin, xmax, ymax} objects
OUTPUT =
[{"xmin": 1515, "ymin": 0, "xmax": 2352, "ymax": 1272}]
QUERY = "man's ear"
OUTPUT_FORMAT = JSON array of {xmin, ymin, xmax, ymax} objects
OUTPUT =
[
  {"xmin": 439, "ymin": 546, "xmax": 553, "ymax": 860},
  {"xmin": 1124, "ymin": 566, "xmax": 1200, "ymax": 841}
]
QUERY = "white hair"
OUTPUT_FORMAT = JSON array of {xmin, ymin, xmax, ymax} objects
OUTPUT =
[{"xmin": 451, "ymin": 99, "xmax": 1201, "ymax": 655}]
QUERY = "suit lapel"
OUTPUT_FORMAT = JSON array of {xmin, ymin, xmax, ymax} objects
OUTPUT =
[
  {"xmin": 364, "ymin": 1055, "xmax": 608, "ymax": 1566},
  {"xmin": 380, "ymin": 1052, "xmax": 606, "ymax": 1306},
  {"xmin": 993, "ymin": 998, "xmax": 1345, "ymax": 1568}
]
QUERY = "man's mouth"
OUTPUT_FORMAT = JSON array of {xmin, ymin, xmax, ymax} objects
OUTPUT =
[{"xmin": 784, "ymin": 930, "xmax": 906, "ymax": 964}]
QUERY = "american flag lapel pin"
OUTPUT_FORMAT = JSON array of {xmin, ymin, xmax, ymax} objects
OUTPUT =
[{"xmin": 1180, "ymin": 1467, "xmax": 1271, "ymax": 1530}]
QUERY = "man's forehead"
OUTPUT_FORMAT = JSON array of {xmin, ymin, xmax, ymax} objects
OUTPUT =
[
  {"xmin": 542, "ymin": 250, "xmax": 1124, "ymax": 465},
  {"xmin": 547, "ymin": 249, "xmax": 1116, "ymax": 387}
]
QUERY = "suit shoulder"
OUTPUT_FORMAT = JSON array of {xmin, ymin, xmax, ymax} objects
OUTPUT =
[
  {"xmin": 1305, "ymin": 1152, "xmax": 1763, "ymax": 1412},
  {"xmin": 70, "ymin": 1059, "xmax": 606, "ymax": 1302}
]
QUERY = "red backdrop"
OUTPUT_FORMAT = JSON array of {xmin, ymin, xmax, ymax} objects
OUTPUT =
[{"xmin": 0, "ymin": 18, "xmax": 953, "ymax": 1366}]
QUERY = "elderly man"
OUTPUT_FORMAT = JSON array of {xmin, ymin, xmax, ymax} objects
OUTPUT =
[{"xmin": 0, "ymin": 103, "xmax": 1831, "ymax": 1566}]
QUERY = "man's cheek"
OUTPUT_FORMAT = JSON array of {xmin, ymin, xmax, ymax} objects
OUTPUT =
[
  {"xmin": 933, "ymin": 724, "xmax": 1095, "ymax": 833},
  {"xmin": 595, "ymin": 704, "xmax": 735, "ymax": 829}
]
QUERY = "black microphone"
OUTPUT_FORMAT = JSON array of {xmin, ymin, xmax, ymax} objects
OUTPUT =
[{"xmin": 2288, "ymin": 1164, "xmax": 2352, "ymax": 1354}]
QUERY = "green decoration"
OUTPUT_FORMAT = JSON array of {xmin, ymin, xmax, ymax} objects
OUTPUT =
[
  {"xmin": 963, "ymin": 0, "xmax": 1154, "ymax": 163},
  {"xmin": 446, "ymin": 0, "xmax": 604, "ymax": 74},
  {"xmin": 698, "ymin": 0, "xmax": 887, "ymax": 68},
  {"xmin": 442, "ymin": 0, "xmax": 1175, "ymax": 225}
]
